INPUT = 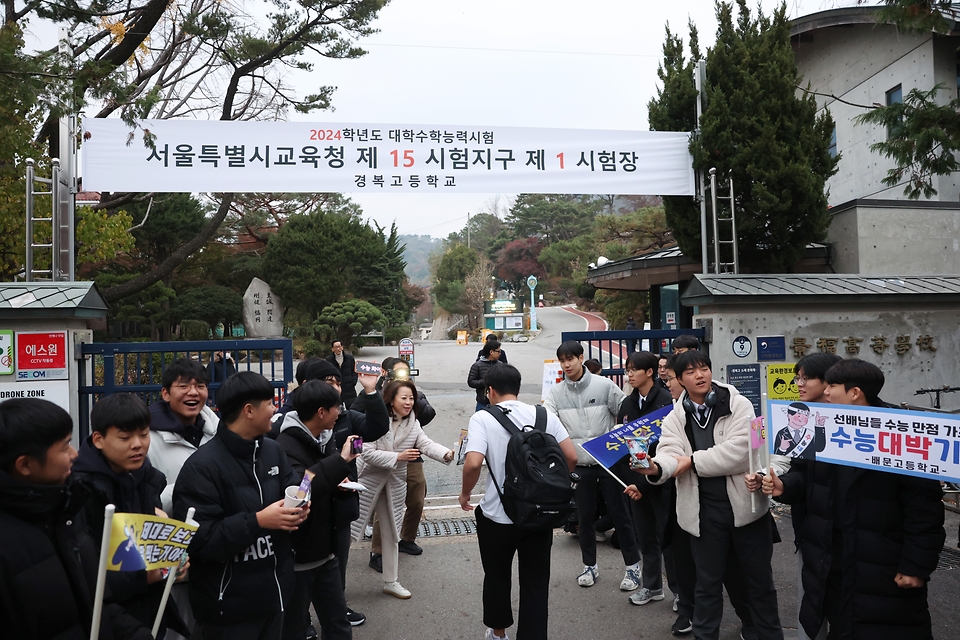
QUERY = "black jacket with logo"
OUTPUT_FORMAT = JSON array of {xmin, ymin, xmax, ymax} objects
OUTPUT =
[
  {"xmin": 0, "ymin": 471, "xmax": 153, "ymax": 640},
  {"xmin": 172, "ymin": 424, "xmax": 298, "ymax": 625}
]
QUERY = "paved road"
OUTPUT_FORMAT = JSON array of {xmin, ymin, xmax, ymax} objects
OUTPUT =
[{"xmin": 321, "ymin": 313, "xmax": 960, "ymax": 639}]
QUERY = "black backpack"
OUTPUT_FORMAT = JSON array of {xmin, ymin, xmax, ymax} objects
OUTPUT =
[{"xmin": 483, "ymin": 404, "xmax": 576, "ymax": 530}]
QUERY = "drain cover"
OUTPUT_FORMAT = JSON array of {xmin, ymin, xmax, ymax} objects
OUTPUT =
[
  {"xmin": 418, "ymin": 518, "xmax": 477, "ymax": 537},
  {"xmin": 938, "ymin": 546, "xmax": 960, "ymax": 571}
]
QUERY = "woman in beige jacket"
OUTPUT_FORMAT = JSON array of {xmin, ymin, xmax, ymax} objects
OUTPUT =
[{"xmin": 351, "ymin": 379, "xmax": 453, "ymax": 599}]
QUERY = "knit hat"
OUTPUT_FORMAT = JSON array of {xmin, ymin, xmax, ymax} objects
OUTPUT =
[{"xmin": 304, "ymin": 359, "xmax": 342, "ymax": 382}]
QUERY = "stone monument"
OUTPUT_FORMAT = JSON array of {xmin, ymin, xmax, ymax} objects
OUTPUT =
[{"xmin": 242, "ymin": 278, "xmax": 284, "ymax": 338}]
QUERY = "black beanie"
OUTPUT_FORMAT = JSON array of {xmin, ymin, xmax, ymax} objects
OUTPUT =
[{"xmin": 304, "ymin": 359, "xmax": 342, "ymax": 382}]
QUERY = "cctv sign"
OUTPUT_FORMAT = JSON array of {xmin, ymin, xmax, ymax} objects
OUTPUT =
[{"xmin": 16, "ymin": 332, "xmax": 68, "ymax": 381}]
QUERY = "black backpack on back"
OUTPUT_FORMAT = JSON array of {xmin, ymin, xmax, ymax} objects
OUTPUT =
[{"xmin": 483, "ymin": 404, "xmax": 576, "ymax": 530}]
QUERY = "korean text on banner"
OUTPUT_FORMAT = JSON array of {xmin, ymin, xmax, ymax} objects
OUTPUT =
[
  {"xmin": 767, "ymin": 400, "xmax": 960, "ymax": 483},
  {"xmin": 107, "ymin": 512, "xmax": 198, "ymax": 572},
  {"xmin": 81, "ymin": 119, "xmax": 695, "ymax": 196},
  {"xmin": 581, "ymin": 405, "xmax": 673, "ymax": 469}
]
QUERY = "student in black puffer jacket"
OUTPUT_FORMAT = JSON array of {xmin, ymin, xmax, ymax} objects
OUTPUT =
[
  {"xmin": 0, "ymin": 398, "xmax": 153, "ymax": 640},
  {"xmin": 173, "ymin": 372, "xmax": 306, "ymax": 640},
  {"xmin": 73, "ymin": 394, "xmax": 188, "ymax": 639}
]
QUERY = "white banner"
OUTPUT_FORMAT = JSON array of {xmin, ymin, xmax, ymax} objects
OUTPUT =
[
  {"xmin": 767, "ymin": 400, "xmax": 960, "ymax": 483},
  {"xmin": 81, "ymin": 119, "xmax": 695, "ymax": 195}
]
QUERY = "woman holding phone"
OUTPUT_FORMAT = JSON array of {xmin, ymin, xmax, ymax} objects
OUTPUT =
[{"xmin": 351, "ymin": 379, "xmax": 454, "ymax": 599}]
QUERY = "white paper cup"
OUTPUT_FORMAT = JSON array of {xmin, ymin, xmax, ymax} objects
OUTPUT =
[{"xmin": 284, "ymin": 485, "xmax": 307, "ymax": 509}]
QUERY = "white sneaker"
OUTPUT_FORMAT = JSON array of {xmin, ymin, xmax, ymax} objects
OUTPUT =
[
  {"xmin": 629, "ymin": 587, "xmax": 664, "ymax": 605},
  {"xmin": 673, "ymin": 592, "xmax": 680, "ymax": 612},
  {"xmin": 383, "ymin": 581, "xmax": 411, "ymax": 599},
  {"xmin": 620, "ymin": 567, "xmax": 641, "ymax": 591},
  {"xmin": 484, "ymin": 629, "xmax": 509, "ymax": 640},
  {"xmin": 364, "ymin": 525, "xmax": 373, "ymax": 538},
  {"xmin": 577, "ymin": 565, "xmax": 598, "ymax": 587}
]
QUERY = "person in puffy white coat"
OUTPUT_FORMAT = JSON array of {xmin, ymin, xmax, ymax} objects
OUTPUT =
[{"xmin": 351, "ymin": 379, "xmax": 453, "ymax": 599}]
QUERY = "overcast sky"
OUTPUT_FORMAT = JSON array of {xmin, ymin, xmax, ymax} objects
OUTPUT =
[{"xmin": 291, "ymin": 0, "xmax": 862, "ymax": 238}]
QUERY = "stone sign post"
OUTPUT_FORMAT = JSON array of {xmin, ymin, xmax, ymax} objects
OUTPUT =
[{"xmin": 243, "ymin": 278, "xmax": 284, "ymax": 338}]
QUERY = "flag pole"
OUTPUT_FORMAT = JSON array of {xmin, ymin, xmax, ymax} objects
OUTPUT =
[
  {"xmin": 152, "ymin": 507, "xmax": 196, "ymax": 638},
  {"xmin": 90, "ymin": 503, "xmax": 116, "ymax": 640},
  {"xmin": 577, "ymin": 444, "xmax": 629, "ymax": 489}
]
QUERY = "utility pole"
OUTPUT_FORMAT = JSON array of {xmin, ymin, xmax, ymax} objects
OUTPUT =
[
  {"xmin": 694, "ymin": 59, "xmax": 708, "ymax": 274},
  {"xmin": 467, "ymin": 211, "xmax": 471, "ymax": 248}
]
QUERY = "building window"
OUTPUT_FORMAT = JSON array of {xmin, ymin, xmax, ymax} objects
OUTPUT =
[
  {"xmin": 828, "ymin": 126, "xmax": 837, "ymax": 158},
  {"xmin": 886, "ymin": 84, "xmax": 903, "ymax": 139}
]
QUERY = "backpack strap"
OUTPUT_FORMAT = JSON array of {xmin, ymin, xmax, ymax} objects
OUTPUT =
[
  {"xmin": 480, "ymin": 404, "xmax": 526, "ymax": 504},
  {"xmin": 483, "ymin": 404, "xmax": 522, "ymax": 437},
  {"xmin": 533, "ymin": 404, "xmax": 547, "ymax": 433}
]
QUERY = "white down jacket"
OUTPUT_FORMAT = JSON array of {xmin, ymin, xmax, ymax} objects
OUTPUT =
[{"xmin": 544, "ymin": 369, "xmax": 625, "ymax": 466}]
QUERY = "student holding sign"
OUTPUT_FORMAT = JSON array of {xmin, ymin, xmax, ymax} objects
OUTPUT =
[
  {"xmin": 0, "ymin": 398, "xmax": 153, "ymax": 640},
  {"xmin": 74, "ymin": 393, "xmax": 188, "ymax": 638},
  {"xmin": 633, "ymin": 350, "xmax": 783, "ymax": 640},
  {"xmin": 762, "ymin": 359, "xmax": 945, "ymax": 640},
  {"xmin": 617, "ymin": 352, "xmax": 674, "ymax": 608}
]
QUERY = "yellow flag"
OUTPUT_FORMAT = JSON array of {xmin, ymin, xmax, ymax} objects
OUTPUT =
[{"xmin": 107, "ymin": 513, "xmax": 198, "ymax": 572}]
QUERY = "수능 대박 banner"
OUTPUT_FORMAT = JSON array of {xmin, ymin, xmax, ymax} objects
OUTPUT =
[
  {"xmin": 767, "ymin": 399, "xmax": 960, "ymax": 482},
  {"xmin": 81, "ymin": 119, "xmax": 695, "ymax": 195},
  {"xmin": 581, "ymin": 405, "xmax": 673, "ymax": 469}
]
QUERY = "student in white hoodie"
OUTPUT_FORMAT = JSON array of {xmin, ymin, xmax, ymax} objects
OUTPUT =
[{"xmin": 633, "ymin": 350, "xmax": 783, "ymax": 640}]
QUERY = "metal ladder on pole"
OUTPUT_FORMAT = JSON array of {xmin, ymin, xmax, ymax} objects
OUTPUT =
[
  {"xmin": 25, "ymin": 158, "xmax": 62, "ymax": 281},
  {"xmin": 708, "ymin": 167, "xmax": 739, "ymax": 274}
]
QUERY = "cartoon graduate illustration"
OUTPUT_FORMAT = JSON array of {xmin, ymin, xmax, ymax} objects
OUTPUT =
[{"xmin": 774, "ymin": 402, "xmax": 826, "ymax": 459}]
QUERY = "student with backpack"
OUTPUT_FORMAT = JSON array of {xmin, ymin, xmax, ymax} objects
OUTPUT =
[{"xmin": 459, "ymin": 364, "xmax": 578, "ymax": 640}]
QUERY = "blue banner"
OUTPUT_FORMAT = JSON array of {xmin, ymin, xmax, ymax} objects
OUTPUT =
[{"xmin": 580, "ymin": 405, "xmax": 674, "ymax": 469}]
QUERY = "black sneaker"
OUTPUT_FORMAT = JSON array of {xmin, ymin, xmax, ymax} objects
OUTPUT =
[
  {"xmin": 368, "ymin": 552, "xmax": 383, "ymax": 573},
  {"xmin": 398, "ymin": 540, "xmax": 423, "ymax": 555},
  {"xmin": 346, "ymin": 608, "xmax": 366, "ymax": 627},
  {"xmin": 739, "ymin": 627, "xmax": 759, "ymax": 640},
  {"xmin": 671, "ymin": 615, "xmax": 692, "ymax": 636}
]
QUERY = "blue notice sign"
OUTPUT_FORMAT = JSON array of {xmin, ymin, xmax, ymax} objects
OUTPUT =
[
  {"xmin": 757, "ymin": 336, "xmax": 786, "ymax": 362},
  {"xmin": 727, "ymin": 364, "xmax": 761, "ymax": 416}
]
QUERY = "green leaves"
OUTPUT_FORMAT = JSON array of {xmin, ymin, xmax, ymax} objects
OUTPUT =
[
  {"xmin": 857, "ymin": 85, "xmax": 960, "ymax": 199},
  {"xmin": 313, "ymin": 299, "xmax": 386, "ymax": 347},
  {"xmin": 649, "ymin": 1, "xmax": 837, "ymax": 272}
]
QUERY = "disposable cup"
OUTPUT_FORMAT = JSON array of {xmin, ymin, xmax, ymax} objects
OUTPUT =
[
  {"xmin": 284, "ymin": 485, "xmax": 308, "ymax": 509},
  {"xmin": 625, "ymin": 436, "xmax": 651, "ymax": 469}
]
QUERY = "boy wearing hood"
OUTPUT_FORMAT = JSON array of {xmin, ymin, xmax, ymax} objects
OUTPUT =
[
  {"xmin": 148, "ymin": 359, "xmax": 220, "ymax": 513},
  {"xmin": 299, "ymin": 359, "xmax": 386, "ymax": 628},
  {"xmin": 0, "ymin": 398, "xmax": 153, "ymax": 640},
  {"xmin": 277, "ymin": 381, "xmax": 361, "ymax": 640},
  {"xmin": 173, "ymin": 372, "xmax": 308, "ymax": 640},
  {"xmin": 73, "ymin": 393, "xmax": 188, "ymax": 638}
]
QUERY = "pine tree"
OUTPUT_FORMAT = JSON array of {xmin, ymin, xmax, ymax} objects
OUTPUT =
[{"xmin": 649, "ymin": 1, "xmax": 838, "ymax": 272}]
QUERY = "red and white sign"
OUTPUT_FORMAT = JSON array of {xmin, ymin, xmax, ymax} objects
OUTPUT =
[{"xmin": 16, "ymin": 331, "xmax": 68, "ymax": 381}]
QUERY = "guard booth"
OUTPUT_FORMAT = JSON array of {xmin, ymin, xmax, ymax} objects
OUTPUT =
[{"xmin": 0, "ymin": 282, "xmax": 107, "ymax": 441}]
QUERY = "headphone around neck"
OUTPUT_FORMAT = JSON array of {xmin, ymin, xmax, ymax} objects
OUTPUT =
[{"xmin": 681, "ymin": 387, "xmax": 717, "ymax": 419}]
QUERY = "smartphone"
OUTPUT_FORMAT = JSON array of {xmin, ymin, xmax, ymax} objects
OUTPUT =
[{"xmin": 351, "ymin": 437, "xmax": 364, "ymax": 455}]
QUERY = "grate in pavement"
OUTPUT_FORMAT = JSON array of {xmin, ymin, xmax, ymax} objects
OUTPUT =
[
  {"xmin": 938, "ymin": 546, "xmax": 960, "ymax": 571},
  {"xmin": 418, "ymin": 518, "xmax": 477, "ymax": 538}
]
